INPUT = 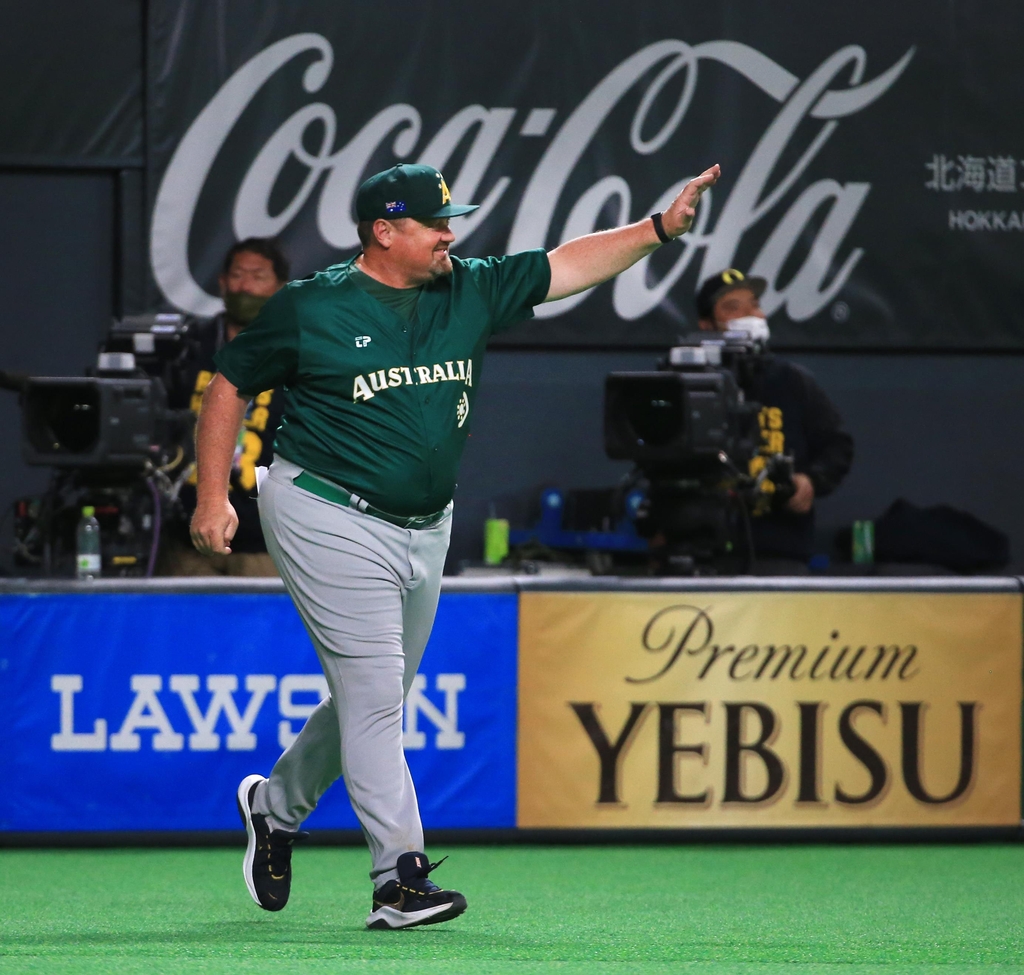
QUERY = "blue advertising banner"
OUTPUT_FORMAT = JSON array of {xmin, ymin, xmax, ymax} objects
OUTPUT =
[{"xmin": 0, "ymin": 592, "xmax": 517, "ymax": 833}]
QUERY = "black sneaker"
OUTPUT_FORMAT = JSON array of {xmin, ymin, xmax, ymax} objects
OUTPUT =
[
  {"xmin": 236, "ymin": 774, "xmax": 306, "ymax": 912},
  {"xmin": 366, "ymin": 852, "xmax": 467, "ymax": 930}
]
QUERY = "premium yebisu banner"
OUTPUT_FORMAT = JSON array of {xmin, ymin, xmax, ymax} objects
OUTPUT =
[{"xmin": 517, "ymin": 592, "xmax": 1022, "ymax": 828}]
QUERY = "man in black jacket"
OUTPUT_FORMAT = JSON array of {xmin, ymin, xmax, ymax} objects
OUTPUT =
[
  {"xmin": 163, "ymin": 238, "xmax": 289, "ymax": 575},
  {"xmin": 697, "ymin": 269, "xmax": 854, "ymax": 565}
]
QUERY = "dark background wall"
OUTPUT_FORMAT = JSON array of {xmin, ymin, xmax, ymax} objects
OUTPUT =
[
  {"xmin": 0, "ymin": 165, "xmax": 1020, "ymax": 572},
  {"xmin": 0, "ymin": 173, "xmax": 116, "ymax": 573},
  {"xmin": 451, "ymin": 349, "xmax": 1024, "ymax": 572},
  {"xmin": 1, "ymin": 3, "xmax": 1021, "ymax": 576}
]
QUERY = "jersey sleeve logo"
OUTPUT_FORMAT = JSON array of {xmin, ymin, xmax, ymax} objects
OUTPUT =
[
  {"xmin": 355, "ymin": 335, "xmax": 372, "ymax": 348},
  {"xmin": 456, "ymin": 391, "xmax": 470, "ymax": 428}
]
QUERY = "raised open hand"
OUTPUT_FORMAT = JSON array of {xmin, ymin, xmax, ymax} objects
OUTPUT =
[{"xmin": 663, "ymin": 164, "xmax": 720, "ymax": 238}]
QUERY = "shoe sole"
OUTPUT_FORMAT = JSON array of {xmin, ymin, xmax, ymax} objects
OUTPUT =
[
  {"xmin": 236, "ymin": 773, "xmax": 268, "ymax": 909},
  {"xmin": 366, "ymin": 893, "xmax": 468, "ymax": 930}
]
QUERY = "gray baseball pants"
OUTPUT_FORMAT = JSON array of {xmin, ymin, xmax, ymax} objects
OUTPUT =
[{"xmin": 251, "ymin": 456, "xmax": 451, "ymax": 888}]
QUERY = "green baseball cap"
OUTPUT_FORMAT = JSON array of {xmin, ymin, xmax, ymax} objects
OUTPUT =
[{"xmin": 356, "ymin": 163, "xmax": 479, "ymax": 221}]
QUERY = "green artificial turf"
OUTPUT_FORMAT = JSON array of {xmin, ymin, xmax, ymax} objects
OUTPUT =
[{"xmin": 1, "ymin": 844, "xmax": 1022, "ymax": 973}]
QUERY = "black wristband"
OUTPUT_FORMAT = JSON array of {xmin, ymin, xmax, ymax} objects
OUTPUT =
[{"xmin": 651, "ymin": 211, "xmax": 673, "ymax": 244}]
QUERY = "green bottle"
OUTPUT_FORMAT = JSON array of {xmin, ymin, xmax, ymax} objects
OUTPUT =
[
  {"xmin": 484, "ymin": 518, "xmax": 509, "ymax": 565},
  {"xmin": 852, "ymin": 520, "xmax": 875, "ymax": 565}
]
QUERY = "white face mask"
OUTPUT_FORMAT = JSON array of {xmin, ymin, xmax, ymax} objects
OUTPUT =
[{"xmin": 724, "ymin": 315, "xmax": 770, "ymax": 343}]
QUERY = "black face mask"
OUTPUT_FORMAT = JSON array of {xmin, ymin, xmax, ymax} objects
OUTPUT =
[{"xmin": 224, "ymin": 290, "xmax": 269, "ymax": 326}]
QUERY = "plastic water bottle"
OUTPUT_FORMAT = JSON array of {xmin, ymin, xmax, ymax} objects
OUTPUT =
[{"xmin": 76, "ymin": 505, "xmax": 101, "ymax": 580}]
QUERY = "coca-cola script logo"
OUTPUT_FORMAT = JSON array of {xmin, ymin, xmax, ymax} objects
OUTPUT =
[{"xmin": 151, "ymin": 35, "xmax": 914, "ymax": 319}]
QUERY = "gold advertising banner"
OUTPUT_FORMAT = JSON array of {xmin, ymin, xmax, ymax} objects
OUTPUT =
[{"xmin": 518, "ymin": 592, "xmax": 1022, "ymax": 828}]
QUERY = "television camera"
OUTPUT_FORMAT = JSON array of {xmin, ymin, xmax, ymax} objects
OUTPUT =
[
  {"xmin": 4, "ymin": 314, "xmax": 198, "ymax": 577},
  {"xmin": 604, "ymin": 327, "xmax": 795, "ymax": 573}
]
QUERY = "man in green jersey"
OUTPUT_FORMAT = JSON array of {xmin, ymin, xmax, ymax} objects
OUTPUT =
[{"xmin": 191, "ymin": 160, "xmax": 719, "ymax": 929}]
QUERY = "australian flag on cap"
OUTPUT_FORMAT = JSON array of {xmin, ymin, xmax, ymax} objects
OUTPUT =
[{"xmin": 385, "ymin": 201, "xmax": 406, "ymax": 214}]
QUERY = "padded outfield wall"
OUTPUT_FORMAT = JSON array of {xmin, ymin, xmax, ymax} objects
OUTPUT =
[{"xmin": 0, "ymin": 577, "xmax": 1020, "ymax": 839}]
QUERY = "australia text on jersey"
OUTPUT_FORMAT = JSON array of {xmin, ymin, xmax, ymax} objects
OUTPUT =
[{"xmin": 353, "ymin": 358, "xmax": 473, "ymax": 403}]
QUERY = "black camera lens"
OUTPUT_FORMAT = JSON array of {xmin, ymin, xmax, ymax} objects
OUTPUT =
[{"xmin": 26, "ymin": 383, "xmax": 100, "ymax": 454}]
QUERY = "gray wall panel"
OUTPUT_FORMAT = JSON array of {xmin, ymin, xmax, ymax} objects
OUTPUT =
[
  {"xmin": 0, "ymin": 172, "xmax": 115, "ymax": 573},
  {"xmin": 449, "ymin": 349, "xmax": 1024, "ymax": 571}
]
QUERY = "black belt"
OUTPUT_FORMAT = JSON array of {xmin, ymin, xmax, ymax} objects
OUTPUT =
[{"xmin": 292, "ymin": 471, "xmax": 448, "ymax": 530}]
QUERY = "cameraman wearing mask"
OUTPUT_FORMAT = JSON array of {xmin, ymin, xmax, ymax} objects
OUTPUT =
[
  {"xmin": 697, "ymin": 269, "xmax": 854, "ymax": 569},
  {"xmin": 163, "ymin": 238, "xmax": 289, "ymax": 576}
]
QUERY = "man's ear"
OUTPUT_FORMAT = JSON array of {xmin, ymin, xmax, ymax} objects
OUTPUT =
[
  {"xmin": 697, "ymin": 317, "xmax": 716, "ymax": 332},
  {"xmin": 373, "ymin": 219, "xmax": 393, "ymax": 250},
  {"xmin": 218, "ymin": 274, "xmax": 228, "ymax": 298}
]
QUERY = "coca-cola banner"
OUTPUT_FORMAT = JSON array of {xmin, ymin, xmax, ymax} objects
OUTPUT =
[{"xmin": 147, "ymin": 1, "xmax": 1024, "ymax": 349}]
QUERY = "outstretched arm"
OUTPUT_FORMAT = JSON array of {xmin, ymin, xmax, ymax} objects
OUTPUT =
[
  {"xmin": 190, "ymin": 372, "xmax": 249, "ymax": 555},
  {"xmin": 545, "ymin": 164, "xmax": 720, "ymax": 302}
]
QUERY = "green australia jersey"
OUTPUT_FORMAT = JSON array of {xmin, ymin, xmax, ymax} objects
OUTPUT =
[{"xmin": 214, "ymin": 250, "xmax": 550, "ymax": 517}]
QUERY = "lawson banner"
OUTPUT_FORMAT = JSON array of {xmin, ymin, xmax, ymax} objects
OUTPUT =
[
  {"xmin": 0, "ymin": 593, "xmax": 517, "ymax": 833},
  {"xmin": 518, "ymin": 591, "xmax": 1023, "ymax": 829},
  {"xmin": 144, "ymin": 0, "xmax": 1024, "ymax": 349}
]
